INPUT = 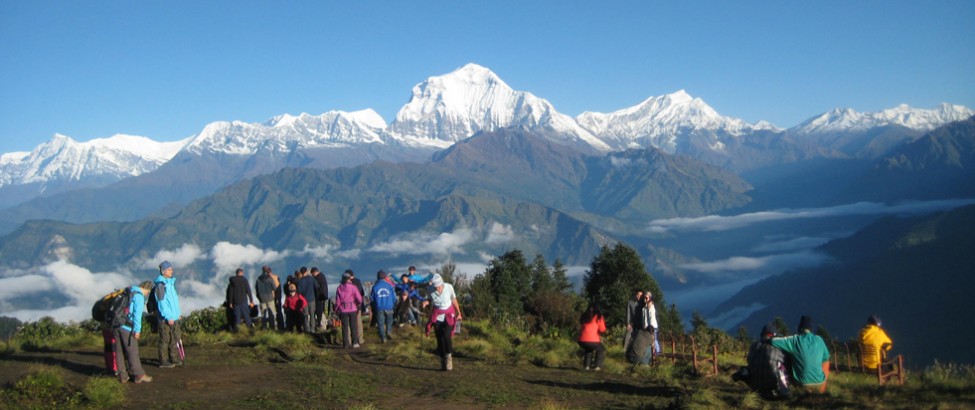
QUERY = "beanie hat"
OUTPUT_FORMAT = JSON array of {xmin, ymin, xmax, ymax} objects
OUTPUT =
[
  {"xmin": 430, "ymin": 274, "xmax": 444, "ymax": 288},
  {"xmin": 868, "ymin": 315, "xmax": 882, "ymax": 327},
  {"xmin": 798, "ymin": 315, "xmax": 814, "ymax": 333},
  {"xmin": 760, "ymin": 323, "xmax": 775, "ymax": 338},
  {"xmin": 377, "ymin": 270, "xmax": 388, "ymax": 280},
  {"xmin": 159, "ymin": 261, "xmax": 172, "ymax": 272}
]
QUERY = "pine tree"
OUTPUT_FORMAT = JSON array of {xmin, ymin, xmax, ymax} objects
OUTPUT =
[
  {"xmin": 583, "ymin": 243, "xmax": 667, "ymax": 326},
  {"xmin": 530, "ymin": 254, "xmax": 555, "ymax": 295},
  {"xmin": 485, "ymin": 250, "xmax": 532, "ymax": 317},
  {"xmin": 551, "ymin": 259, "xmax": 573, "ymax": 293}
]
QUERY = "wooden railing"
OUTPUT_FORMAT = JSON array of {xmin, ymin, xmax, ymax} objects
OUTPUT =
[
  {"xmin": 656, "ymin": 334, "xmax": 719, "ymax": 376},
  {"xmin": 829, "ymin": 340, "xmax": 905, "ymax": 385}
]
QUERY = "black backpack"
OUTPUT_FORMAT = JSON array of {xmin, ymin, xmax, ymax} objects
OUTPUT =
[
  {"xmin": 104, "ymin": 289, "xmax": 135, "ymax": 329},
  {"xmin": 91, "ymin": 288, "xmax": 126, "ymax": 322}
]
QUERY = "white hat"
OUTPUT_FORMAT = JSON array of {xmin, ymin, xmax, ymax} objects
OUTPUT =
[{"xmin": 431, "ymin": 274, "xmax": 444, "ymax": 287}]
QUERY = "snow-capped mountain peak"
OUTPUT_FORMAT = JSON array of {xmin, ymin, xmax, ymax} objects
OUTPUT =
[
  {"xmin": 184, "ymin": 109, "xmax": 392, "ymax": 155},
  {"xmin": 0, "ymin": 133, "xmax": 187, "ymax": 188},
  {"xmin": 576, "ymin": 90, "xmax": 777, "ymax": 152},
  {"xmin": 389, "ymin": 64, "xmax": 610, "ymax": 151},
  {"xmin": 793, "ymin": 103, "xmax": 974, "ymax": 135}
]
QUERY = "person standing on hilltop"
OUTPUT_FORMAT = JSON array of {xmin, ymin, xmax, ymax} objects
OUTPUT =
[
  {"xmin": 426, "ymin": 274, "xmax": 462, "ymax": 371},
  {"xmin": 771, "ymin": 315, "xmax": 830, "ymax": 393},
  {"xmin": 227, "ymin": 268, "xmax": 255, "ymax": 332},
  {"xmin": 296, "ymin": 267, "xmax": 319, "ymax": 333},
  {"xmin": 371, "ymin": 270, "xmax": 396, "ymax": 343},
  {"xmin": 859, "ymin": 315, "xmax": 893, "ymax": 371},
  {"xmin": 311, "ymin": 267, "xmax": 329, "ymax": 331},
  {"xmin": 623, "ymin": 289, "xmax": 643, "ymax": 355},
  {"xmin": 255, "ymin": 265, "xmax": 280, "ymax": 330},
  {"xmin": 335, "ymin": 270, "xmax": 363, "ymax": 348},
  {"xmin": 115, "ymin": 281, "xmax": 155, "ymax": 383},
  {"xmin": 578, "ymin": 302, "xmax": 607, "ymax": 371},
  {"xmin": 154, "ymin": 261, "xmax": 183, "ymax": 368}
]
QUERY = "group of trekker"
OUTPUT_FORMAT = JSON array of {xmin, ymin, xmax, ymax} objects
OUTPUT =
[
  {"xmin": 577, "ymin": 288, "xmax": 894, "ymax": 399},
  {"xmin": 101, "ymin": 261, "xmax": 464, "ymax": 383},
  {"xmin": 98, "ymin": 261, "xmax": 184, "ymax": 384},
  {"xmin": 733, "ymin": 314, "xmax": 893, "ymax": 399}
]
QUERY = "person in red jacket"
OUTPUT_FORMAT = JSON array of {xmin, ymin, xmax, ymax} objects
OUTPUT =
[
  {"xmin": 578, "ymin": 302, "xmax": 607, "ymax": 371},
  {"xmin": 283, "ymin": 283, "xmax": 307, "ymax": 333}
]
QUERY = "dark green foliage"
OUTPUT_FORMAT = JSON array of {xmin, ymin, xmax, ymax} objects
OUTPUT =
[
  {"xmin": 14, "ymin": 317, "xmax": 85, "ymax": 350},
  {"xmin": 583, "ymin": 243, "xmax": 669, "ymax": 327},
  {"xmin": 0, "ymin": 316, "xmax": 22, "ymax": 340},
  {"xmin": 485, "ymin": 250, "xmax": 533, "ymax": 318},
  {"xmin": 772, "ymin": 316, "xmax": 790, "ymax": 337},
  {"xmin": 180, "ymin": 307, "xmax": 228, "ymax": 333}
]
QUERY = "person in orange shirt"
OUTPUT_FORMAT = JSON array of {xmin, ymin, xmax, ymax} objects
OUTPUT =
[
  {"xmin": 859, "ymin": 315, "xmax": 893, "ymax": 370},
  {"xmin": 578, "ymin": 302, "xmax": 607, "ymax": 371}
]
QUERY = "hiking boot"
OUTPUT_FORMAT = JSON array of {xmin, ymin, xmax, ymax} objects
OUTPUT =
[
  {"xmin": 352, "ymin": 343, "xmax": 360, "ymax": 349},
  {"xmin": 446, "ymin": 354, "xmax": 453, "ymax": 371},
  {"xmin": 134, "ymin": 375, "xmax": 153, "ymax": 383}
]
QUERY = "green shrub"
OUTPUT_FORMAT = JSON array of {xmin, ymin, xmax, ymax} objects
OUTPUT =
[
  {"xmin": 180, "ymin": 306, "xmax": 227, "ymax": 333},
  {"xmin": 14, "ymin": 316, "xmax": 87, "ymax": 351},
  {"xmin": 82, "ymin": 376, "xmax": 126, "ymax": 408}
]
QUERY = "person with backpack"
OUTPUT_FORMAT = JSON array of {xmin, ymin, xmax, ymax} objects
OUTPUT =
[
  {"xmin": 227, "ymin": 268, "xmax": 255, "ymax": 332},
  {"xmin": 113, "ymin": 281, "xmax": 154, "ymax": 383},
  {"xmin": 92, "ymin": 288, "xmax": 126, "ymax": 377},
  {"xmin": 334, "ymin": 270, "xmax": 363, "ymax": 348},
  {"xmin": 370, "ymin": 270, "xmax": 396, "ymax": 343},
  {"xmin": 255, "ymin": 266, "xmax": 279, "ymax": 330},
  {"xmin": 153, "ymin": 261, "xmax": 183, "ymax": 368}
]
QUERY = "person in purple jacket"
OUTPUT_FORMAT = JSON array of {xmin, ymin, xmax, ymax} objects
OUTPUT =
[{"xmin": 334, "ymin": 270, "xmax": 363, "ymax": 348}]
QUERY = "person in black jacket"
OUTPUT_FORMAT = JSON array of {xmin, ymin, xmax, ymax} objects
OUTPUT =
[
  {"xmin": 227, "ymin": 268, "xmax": 255, "ymax": 332},
  {"xmin": 311, "ymin": 267, "xmax": 329, "ymax": 330}
]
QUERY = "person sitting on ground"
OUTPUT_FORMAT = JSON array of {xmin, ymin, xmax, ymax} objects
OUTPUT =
[
  {"xmin": 859, "ymin": 315, "xmax": 893, "ymax": 371},
  {"xmin": 771, "ymin": 315, "xmax": 830, "ymax": 393},
  {"xmin": 734, "ymin": 324, "xmax": 790, "ymax": 399},
  {"xmin": 283, "ymin": 283, "xmax": 307, "ymax": 333},
  {"xmin": 578, "ymin": 302, "xmax": 607, "ymax": 371}
]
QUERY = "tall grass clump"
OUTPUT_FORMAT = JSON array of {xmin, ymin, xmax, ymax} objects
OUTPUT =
[
  {"xmin": 9, "ymin": 365, "xmax": 80, "ymax": 407},
  {"xmin": 82, "ymin": 376, "xmax": 126, "ymax": 408},
  {"xmin": 919, "ymin": 361, "xmax": 975, "ymax": 390},
  {"xmin": 248, "ymin": 330, "xmax": 325, "ymax": 362}
]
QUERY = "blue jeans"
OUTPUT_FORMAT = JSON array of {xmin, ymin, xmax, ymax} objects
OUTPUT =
[
  {"xmin": 232, "ymin": 304, "xmax": 252, "ymax": 331},
  {"xmin": 376, "ymin": 309, "xmax": 394, "ymax": 341}
]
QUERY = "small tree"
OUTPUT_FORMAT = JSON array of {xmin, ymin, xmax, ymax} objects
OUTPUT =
[
  {"xmin": 772, "ymin": 316, "xmax": 790, "ymax": 337},
  {"xmin": 583, "ymin": 243, "xmax": 667, "ymax": 326}
]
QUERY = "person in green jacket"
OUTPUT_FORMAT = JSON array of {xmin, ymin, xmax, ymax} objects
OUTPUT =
[{"xmin": 770, "ymin": 315, "xmax": 830, "ymax": 393}]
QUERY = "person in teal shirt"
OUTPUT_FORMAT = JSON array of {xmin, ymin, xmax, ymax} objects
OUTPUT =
[
  {"xmin": 114, "ymin": 281, "xmax": 154, "ymax": 383},
  {"xmin": 770, "ymin": 315, "xmax": 830, "ymax": 392}
]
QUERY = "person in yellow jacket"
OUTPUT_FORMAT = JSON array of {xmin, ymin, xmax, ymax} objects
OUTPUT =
[{"xmin": 859, "ymin": 315, "xmax": 892, "ymax": 370}]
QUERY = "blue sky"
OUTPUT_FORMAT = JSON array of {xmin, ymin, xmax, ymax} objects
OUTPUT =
[{"xmin": 1, "ymin": 1, "xmax": 973, "ymax": 154}]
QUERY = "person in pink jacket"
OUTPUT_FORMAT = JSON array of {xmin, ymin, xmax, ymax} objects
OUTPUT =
[{"xmin": 334, "ymin": 270, "xmax": 363, "ymax": 348}]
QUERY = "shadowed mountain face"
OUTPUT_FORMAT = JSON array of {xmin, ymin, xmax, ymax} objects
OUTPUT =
[{"xmin": 717, "ymin": 204, "xmax": 975, "ymax": 367}]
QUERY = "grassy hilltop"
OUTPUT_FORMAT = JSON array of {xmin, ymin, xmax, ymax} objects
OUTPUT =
[{"xmin": 2, "ymin": 313, "xmax": 974, "ymax": 410}]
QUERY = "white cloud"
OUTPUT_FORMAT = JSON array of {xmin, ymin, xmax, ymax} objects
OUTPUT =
[
  {"xmin": 648, "ymin": 199, "xmax": 975, "ymax": 233},
  {"xmin": 484, "ymin": 222, "xmax": 517, "ymax": 245},
  {"xmin": 0, "ymin": 274, "xmax": 55, "ymax": 300},
  {"xmin": 140, "ymin": 243, "xmax": 206, "ymax": 270},
  {"xmin": 368, "ymin": 228, "xmax": 475, "ymax": 257},
  {"xmin": 679, "ymin": 251, "xmax": 831, "ymax": 276},
  {"xmin": 211, "ymin": 242, "xmax": 290, "ymax": 275}
]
